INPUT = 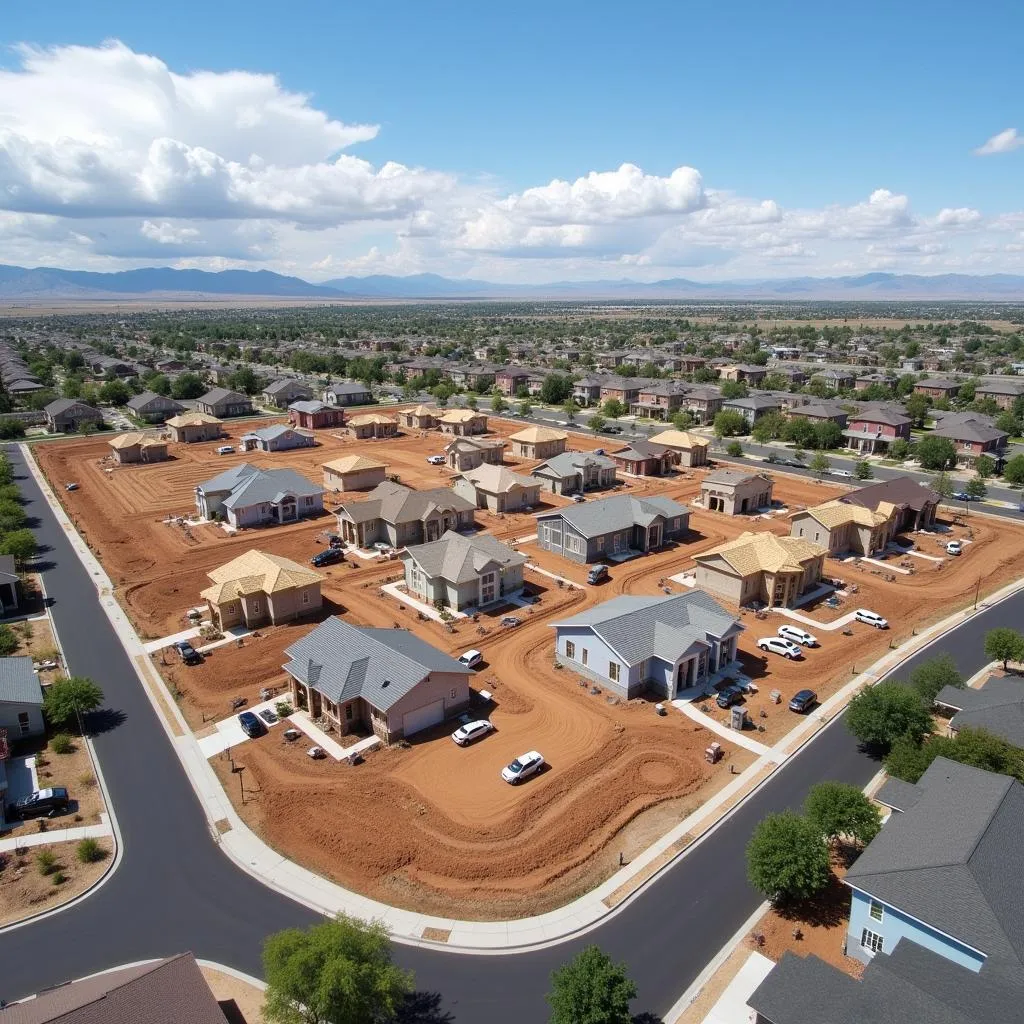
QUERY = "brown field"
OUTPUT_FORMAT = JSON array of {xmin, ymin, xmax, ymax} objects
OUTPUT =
[{"xmin": 34, "ymin": 415, "xmax": 1024, "ymax": 917}]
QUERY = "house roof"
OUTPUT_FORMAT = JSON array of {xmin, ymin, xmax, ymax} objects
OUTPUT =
[
  {"xmin": 0, "ymin": 553, "xmax": 17, "ymax": 585},
  {"xmin": 348, "ymin": 413, "xmax": 396, "ymax": 426},
  {"xmin": 931, "ymin": 421, "xmax": 1009, "ymax": 444},
  {"xmin": 444, "ymin": 437, "xmax": 505, "ymax": 453},
  {"xmin": 976, "ymin": 380, "xmax": 1024, "ymax": 396},
  {"xmin": 402, "ymin": 529, "xmax": 526, "ymax": 584},
  {"xmin": 842, "ymin": 475, "xmax": 940, "ymax": 514},
  {"xmin": 702, "ymin": 468, "xmax": 771, "ymax": 487},
  {"xmin": 647, "ymin": 429, "xmax": 709, "ymax": 450},
  {"xmin": 242, "ymin": 424, "xmax": 312, "ymax": 442},
  {"xmin": 323, "ymin": 454, "xmax": 387, "ymax": 474},
  {"xmin": 553, "ymin": 591, "xmax": 741, "ymax": 667},
  {"xmin": 508, "ymin": 425, "xmax": 568, "ymax": 444},
  {"xmin": 197, "ymin": 463, "xmax": 322, "ymax": 508},
  {"xmin": 849, "ymin": 408, "xmax": 911, "ymax": 426},
  {"xmin": 935, "ymin": 677, "xmax": 1024, "ymax": 748},
  {"xmin": 403, "ymin": 404, "xmax": 437, "ymax": 417},
  {"xmin": 126, "ymin": 391, "xmax": 183, "ymax": 412},
  {"xmin": 611, "ymin": 439, "xmax": 671, "ymax": 462},
  {"xmin": 723, "ymin": 395, "xmax": 781, "ymax": 411},
  {"xmin": 264, "ymin": 378, "xmax": 311, "ymax": 394},
  {"xmin": 283, "ymin": 617, "xmax": 470, "ymax": 711},
  {"xmin": 797, "ymin": 499, "xmax": 890, "ymax": 530},
  {"xmin": 792, "ymin": 401, "xmax": 848, "ymax": 419},
  {"xmin": 44, "ymin": 399, "xmax": 99, "ymax": 417},
  {"xmin": 198, "ymin": 387, "xmax": 248, "ymax": 405},
  {"xmin": 288, "ymin": 400, "xmax": 331, "ymax": 414},
  {"xmin": 438, "ymin": 409, "xmax": 486, "ymax": 423},
  {"xmin": 536, "ymin": 493, "xmax": 688, "ymax": 538},
  {"xmin": 338, "ymin": 481, "xmax": 474, "ymax": 526},
  {"xmin": 0, "ymin": 656, "xmax": 42, "ymax": 706},
  {"xmin": 694, "ymin": 531, "xmax": 826, "ymax": 576},
  {"xmin": 324, "ymin": 381, "xmax": 372, "ymax": 395},
  {"xmin": 457, "ymin": 463, "xmax": 537, "ymax": 494},
  {"xmin": 0, "ymin": 952, "xmax": 226, "ymax": 1024},
  {"xmin": 201, "ymin": 549, "xmax": 322, "ymax": 605},
  {"xmin": 165, "ymin": 412, "xmax": 221, "ymax": 427},
  {"xmin": 531, "ymin": 451, "xmax": 617, "ymax": 479},
  {"xmin": 916, "ymin": 378, "xmax": 963, "ymax": 391}
]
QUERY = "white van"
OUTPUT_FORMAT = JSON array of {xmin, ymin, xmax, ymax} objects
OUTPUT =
[{"xmin": 855, "ymin": 609, "xmax": 889, "ymax": 629}]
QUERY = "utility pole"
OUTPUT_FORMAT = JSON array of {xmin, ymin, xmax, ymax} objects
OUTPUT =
[{"xmin": 974, "ymin": 576, "xmax": 982, "ymax": 611}]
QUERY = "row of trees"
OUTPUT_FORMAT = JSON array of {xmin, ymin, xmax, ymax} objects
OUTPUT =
[{"xmin": 0, "ymin": 454, "xmax": 38, "ymax": 565}]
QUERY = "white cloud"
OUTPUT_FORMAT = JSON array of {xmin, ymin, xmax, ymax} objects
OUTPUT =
[
  {"xmin": 140, "ymin": 220, "xmax": 201, "ymax": 245},
  {"xmin": 974, "ymin": 128, "xmax": 1024, "ymax": 156}
]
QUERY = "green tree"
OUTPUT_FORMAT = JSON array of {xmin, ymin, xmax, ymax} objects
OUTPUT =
[
  {"xmin": 720, "ymin": 380, "xmax": 748, "ymax": 399},
  {"xmin": 746, "ymin": 811, "xmax": 831, "ymax": 903},
  {"xmin": 0, "ymin": 624, "xmax": 19, "ymax": 656},
  {"xmin": 562, "ymin": 399, "xmax": 579, "ymax": 423},
  {"xmin": 907, "ymin": 654, "xmax": 962, "ymax": 706},
  {"xmin": 966, "ymin": 475, "xmax": 987, "ymax": 500},
  {"xmin": 98, "ymin": 379, "xmax": 131, "ymax": 406},
  {"xmin": 883, "ymin": 734, "xmax": 934, "ymax": 783},
  {"xmin": 227, "ymin": 366, "xmax": 263, "ymax": 395},
  {"xmin": 889, "ymin": 438, "xmax": 912, "ymax": 462},
  {"xmin": 984, "ymin": 627, "xmax": 1024, "ymax": 671},
  {"xmin": 804, "ymin": 781, "xmax": 882, "ymax": 849},
  {"xmin": 995, "ymin": 411, "xmax": 1022, "ymax": 438},
  {"xmin": 587, "ymin": 414, "xmax": 606, "ymax": 432},
  {"xmin": 671, "ymin": 410, "xmax": 695, "ymax": 430},
  {"xmin": 517, "ymin": 400, "xmax": 533, "ymax": 418},
  {"xmin": 886, "ymin": 727, "xmax": 1024, "ymax": 785},
  {"xmin": 812, "ymin": 421, "xmax": 844, "ymax": 450},
  {"xmin": 916, "ymin": 435, "xmax": 957, "ymax": 471},
  {"xmin": 904, "ymin": 392, "xmax": 931, "ymax": 427},
  {"xmin": 0, "ymin": 498, "xmax": 27, "ymax": 534},
  {"xmin": 547, "ymin": 945, "xmax": 637, "ymax": 1024},
  {"xmin": 957, "ymin": 380, "xmax": 977, "ymax": 404},
  {"xmin": 974, "ymin": 454, "xmax": 996, "ymax": 480},
  {"xmin": 490, "ymin": 393, "xmax": 507, "ymax": 414},
  {"xmin": 809, "ymin": 452, "xmax": 831, "ymax": 478},
  {"xmin": 1003, "ymin": 453, "xmax": 1024, "ymax": 488},
  {"xmin": 0, "ymin": 529, "xmax": 37, "ymax": 565},
  {"xmin": 539, "ymin": 373, "xmax": 573, "ymax": 405},
  {"xmin": 262, "ymin": 915, "xmax": 412, "ymax": 1024},
  {"xmin": 845, "ymin": 681, "xmax": 933, "ymax": 752},
  {"xmin": 726, "ymin": 440, "xmax": 744, "ymax": 457},
  {"xmin": 602, "ymin": 398, "xmax": 626, "ymax": 419},
  {"xmin": 932, "ymin": 471, "xmax": 955, "ymax": 500},
  {"xmin": 431, "ymin": 384, "xmax": 453, "ymax": 407},
  {"xmin": 854, "ymin": 459, "xmax": 873, "ymax": 480},
  {"xmin": 465, "ymin": 394, "xmax": 478, "ymax": 411},
  {"xmin": 170, "ymin": 372, "xmax": 207, "ymax": 400},
  {"xmin": 0, "ymin": 418, "xmax": 27, "ymax": 440},
  {"xmin": 751, "ymin": 411, "xmax": 786, "ymax": 444},
  {"xmin": 0, "ymin": 454, "xmax": 13, "ymax": 486},
  {"xmin": 143, "ymin": 372, "xmax": 172, "ymax": 396},
  {"xmin": 713, "ymin": 410, "xmax": 747, "ymax": 438},
  {"xmin": 42, "ymin": 676, "xmax": 104, "ymax": 730}
]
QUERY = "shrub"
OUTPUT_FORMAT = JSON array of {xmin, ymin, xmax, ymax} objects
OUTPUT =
[
  {"xmin": 36, "ymin": 850, "xmax": 57, "ymax": 875},
  {"xmin": 275, "ymin": 701, "xmax": 294, "ymax": 717},
  {"xmin": 50, "ymin": 733, "xmax": 74, "ymax": 755},
  {"xmin": 51, "ymin": 871, "xmax": 67, "ymax": 886},
  {"xmin": 78, "ymin": 772, "xmax": 97, "ymax": 788},
  {"xmin": 76, "ymin": 838, "xmax": 104, "ymax": 863},
  {"xmin": 0, "ymin": 624, "xmax": 19, "ymax": 656}
]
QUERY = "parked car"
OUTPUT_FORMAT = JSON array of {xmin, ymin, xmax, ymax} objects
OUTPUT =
[
  {"xmin": 757, "ymin": 637, "xmax": 804, "ymax": 659},
  {"xmin": 789, "ymin": 689, "xmax": 818, "ymax": 713},
  {"xmin": 216, "ymin": 445, "xmax": 235, "ymax": 455},
  {"xmin": 501, "ymin": 750, "xmax": 544, "ymax": 784},
  {"xmin": 587, "ymin": 564, "xmax": 610, "ymax": 585},
  {"xmin": 946, "ymin": 540, "xmax": 963, "ymax": 556},
  {"xmin": 855, "ymin": 609, "xmax": 889, "ymax": 629},
  {"xmin": 572, "ymin": 493, "xmax": 586, "ymax": 502},
  {"xmin": 65, "ymin": 482, "xmax": 80, "ymax": 492},
  {"xmin": 777, "ymin": 625, "xmax": 818, "ymax": 648},
  {"xmin": 238, "ymin": 711, "xmax": 266, "ymax": 738},
  {"xmin": 716, "ymin": 684, "xmax": 745, "ymax": 709},
  {"xmin": 172, "ymin": 639, "xmax": 202, "ymax": 665},
  {"xmin": 311, "ymin": 548, "xmax": 343, "ymax": 567},
  {"xmin": 258, "ymin": 708, "xmax": 279, "ymax": 725},
  {"xmin": 765, "ymin": 454, "xmax": 780, "ymax": 464},
  {"xmin": 372, "ymin": 541, "xmax": 392, "ymax": 552},
  {"xmin": 951, "ymin": 491, "xmax": 974, "ymax": 502},
  {"xmin": 830, "ymin": 468, "xmax": 854, "ymax": 479},
  {"xmin": 500, "ymin": 615, "xmax": 522, "ymax": 627},
  {"xmin": 594, "ymin": 448, "xmax": 606, "ymax": 456},
  {"xmin": 6, "ymin": 787, "xmax": 70, "ymax": 821},
  {"xmin": 458, "ymin": 649, "xmax": 483, "ymax": 669},
  {"xmin": 426, "ymin": 455, "xmax": 447, "ymax": 465},
  {"xmin": 600, "ymin": 425, "xmax": 623, "ymax": 434},
  {"xmin": 784, "ymin": 459, "xmax": 806, "ymax": 469},
  {"xmin": 451, "ymin": 720, "xmax": 494, "ymax": 746}
]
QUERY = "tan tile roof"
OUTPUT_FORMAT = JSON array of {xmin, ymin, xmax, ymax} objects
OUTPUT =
[
  {"xmin": 695, "ymin": 531, "xmax": 826, "ymax": 576},
  {"xmin": 323, "ymin": 454, "xmax": 388, "ymax": 474},
  {"xmin": 439, "ymin": 408, "xmax": 486, "ymax": 423},
  {"xmin": 509, "ymin": 425, "xmax": 568, "ymax": 444},
  {"xmin": 201, "ymin": 549, "xmax": 322, "ymax": 605},
  {"xmin": 458, "ymin": 463, "xmax": 537, "ymax": 494},
  {"xmin": 165, "ymin": 412, "xmax": 222, "ymax": 427},
  {"xmin": 801, "ymin": 500, "xmax": 889, "ymax": 529},
  {"xmin": 349, "ymin": 413, "xmax": 396, "ymax": 426},
  {"xmin": 108, "ymin": 432, "xmax": 146, "ymax": 448},
  {"xmin": 403, "ymin": 404, "xmax": 437, "ymax": 417},
  {"xmin": 648, "ymin": 429, "xmax": 709, "ymax": 449}
]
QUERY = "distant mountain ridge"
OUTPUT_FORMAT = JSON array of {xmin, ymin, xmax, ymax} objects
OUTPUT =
[{"xmin": 0, "ymin": 264, "xmax": 1022, "ymax": 301}]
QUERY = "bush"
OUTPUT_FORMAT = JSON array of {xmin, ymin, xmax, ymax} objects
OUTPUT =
[
  {"xmin": 0, "ymin": 418, "xmax": 26, "ymax": 440},
  {"xmin": 50, "ymin": 733, "xmax": 74, "ymax": 755},
  {"xmin": 0, "ymin": 624, "xmax": 19, "ymax": 656},
  {"xmin": 726, "ymin": 440, "xmax": 744, "ymax": 457},
  {"xmin": 845, "ymin": 680, "xmax": 933, "ymax": 752},
  {"xmin": 36, "ymin": 850, "xmax": 57, "ymax": 875},
  {"xmin": 51, "ymin": 871, "xmax": 67, "ymax": 886},
  {"xmin": 275, "ymin": 701, "xmax": 294, "ymax": 717},
  {"xmin": 746, "ymin": 810, "xmax": 831, "ymax": 903},
  {"xmin": 76, "ymin": 838, "xmax": 104, "ymax": 863}
]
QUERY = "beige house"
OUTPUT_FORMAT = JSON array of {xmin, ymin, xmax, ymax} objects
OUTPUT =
[
  {"xmin": 647, "ymin": 429, "xmax": 709, "ymax": 468},
  {"xmin": 445, "ymin": 436, "xmax": 506, "ymax": 471},
  {"xmin": 699, "ymin": 469, "xmax": 774, "ymax": 515},
  {"xmin": 108, "ymin": 432, "xmax": 169, "ymax": 464},
  {"xmin": 348, "ymin": 413, "xmax": 398, "ymax": 439},
  {"xmin": 452, "ymin": 463, "xmax": 541, "ymax": 513},
  {"xmin": 438, "ymin": 409, "xmax": 488, "ymax": 435},
  {"xmin": 166, "ymin": 412, "xmax": 223, "ymax": 443},
  {"xmin": 692, "ymin": 532, "xmax": 827, "ymax": 608},
  {"xmin": 398, "ymin": 404, "xmax": 439, "ymax": 430},
  {"xmin": 789, "ymin": 500, "xmax": 898, "ymax": 557},
  {"xmin": 508, "ymin": 425, "xmax": 568, "ymax": 460},
  {"xmin": 200, "ymin": 550, "xmax": 323, "ymax": 630},
  {"xmin": 322, "ymin": 454, "xmax": 388, "ymax": 492}
]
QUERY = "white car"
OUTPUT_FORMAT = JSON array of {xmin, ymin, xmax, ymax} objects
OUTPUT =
[
  {"xmin": 777, "ymin": 625, "xmax": 818, "ymax": 648},
  {"xmin": 855, "ymin": 609, "xmax": 889, "ymax": 629},
  {"xmin": 372, "ymin": 541, "xmax": 392, "ymax": 552},
  {"xmin": 451, "ymin": 720, "xmax": 494, "ymax": 746},
  {"xmin": 830, "ymin": 468, "xmax": 854, "ymax": 479},
  {"xmin": 426, "ymin": 455, "xmax": 447, "ymax": 465},
  {"xmin": 216, "ymin": 445, "xmax": 235, "ymax": 455},
  {"xmin": 501, "ymin": 749, "xmax": 544, "ymax": 784},
  {"xmin": 458, "ymin": 649, "xmax": 483, "ymax": 669},
  {"xmin": 946, "ymin": 540, "xmax": 963, "ymax": 556},
  {"xmin": 757, "ymin": 637, "xmax": 804, "ymax": 659}
]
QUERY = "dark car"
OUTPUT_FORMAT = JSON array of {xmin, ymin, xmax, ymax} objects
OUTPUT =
[
  {"xmin": 311, "ymin": 548, "xmax": 343, "ymax": 567},
  {"xmin": 587, "ymin": 564, "xmax": 610, "ymax": 585},
  {"xmin": 716, "ymin": 685, "xmax": 745, "ymax": 709},
  {"xmin": 951, "ymin": 491, "xmax": 975, "ymax": 502},
  {"xmin": 7, "ymin": 787, "xmax": 71, "ymax": 821},
  {"xmin": 600, "ymin": 425, "xmax": 623, "ymax": 434},
  {"xmin": 784, "ymin": 459, "xmax": 806, "ymax": 469},
  {"xmin": 173, "ymin": 640, "xmax": 202, "ymax": 665},
  {"xmin": 238, "ymin": 711, "xmax": 266, "ymax": 738},
  {"xmin": 789, "ymin": 688, "xmax": 818, "ymax": 713}
]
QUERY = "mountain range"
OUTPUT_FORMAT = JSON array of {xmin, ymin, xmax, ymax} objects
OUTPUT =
[{"xmin": 1, "ymin": 264, "xmax": 1022, "ymax": 301}]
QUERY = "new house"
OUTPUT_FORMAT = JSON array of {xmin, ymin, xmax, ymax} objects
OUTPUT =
[
  {"xmin": 720, "ymin": 363, "xmax": 768, "ymax": 385},
  {"xmin": 288, "ymin": 400, "xmax": 347, "ymax": 430},
  {"xmin": 452, "ymin": 463, "xmax": 540, "ymax": 513},
  {"xmin": 933, "ymin": 676, "xmax": 1024, "ymax": 748},
  {"xmin": 0, "ymin": 656, "xmax": 44, "ymax": 740},
  {"xmin": 239, "ymin": 424, "xmax": 316, "ymax": 453},
  {"xmin": 283, "ymin": 617, "xmax": 472, "ymax": 742},
  {"xmin": 445, "ymin": 436, "xmax": 506, "ymax": 471},
  {"xmin": 508, "ymin": 425, "xmax": 568, "ymax": 460},
  {"xmin": 262, "ymin": 378, "xmax": 313, "ymax": 408},
  {"xmin": 165, "ymin": 412, "xmax": 223, "ymax": 443},
  {"xmin": 844, "ymin": 407, "xmax": 912, "ymax": 454},
  {"xmin": 839, "ymin": 475, "xmax": 940, "ymax": 532},
  {"xmin": 107, "ymin": 432, "xmax": 169, "ymax": 465},
  {"xmin": 125, "ymin": 391, "xmax": 185, "ymax": 423},
  {"xmin": 196, "ymin": 388, "xmax": 253, "ymax": 418},
  {"xmin": 323, "ymin": 381, "xmax": 374, "ymax": 407},
  {"xmin": 535, "ymin": 494, "xmax": 689, "ymax": 564},
  {"xmin": 44, "ymin": 399, "xmax": 103, "ymax": 433},
  {"xmin": 610, "ymin": 439, "xmax": 676, "ymax": 477},
  {"xmin": 201, "ymin": 549, "xmax": 323, "ymax": 630},
  {"xmin": 700, "ymin": 469, "xmax": 773, "ymax": 514},
  {"xmin": 401, "ymin": 530, "xmax": 527, "ymax": 611},
  {"xmin": 398, "ymin": 405, "xmax": 439, "ymax": 430},
  {"xmin": 531, "ymin": 451, "xmax": 617, "ymax": 495},
  {"xmin": 437, "ymin": 409, "xmax": 488, "ymax": 435},
  {"xmin": 336, "ymin": 481, "xmax": 476, "ymax": 548},
  {"xmin": 790, "ymin": 500, "xmax": 897, "ymax": 556},
  {"xmin": 348, "ymin": 412, "xmax": 398, "ymax": 439},
  {"xmin": 647, "ymin": 429, "xmax": 709, "ymax": 467},
  {"xmin": 194, "ymin": 464, "xmax": 324, "ymax": 527},
  {"xmin": 680, "ymin": 387, "xmax": 723, "ymax": 425},
  {"xmin": 495, "ymin": 368, "xmax": 531, "ymax": 395},
  {"xmin": 693, "ymin": 532, "xmax": 827, "ymax": 608},
  {"xmin": 815, "ymin": 368, "xmax": 855, "ymax": 391},
  {"xmin": 322, "ymin": 455, "xmax": 388, "ymax": 492},
  {"xmin": 552, "ymin": 591, "xmax": 743, "ymax": 700}
]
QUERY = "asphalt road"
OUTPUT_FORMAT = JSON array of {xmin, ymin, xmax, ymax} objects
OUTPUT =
[{"xmin": 1, "ymin": 443, "xmax": 1020, "ymax": 1021}]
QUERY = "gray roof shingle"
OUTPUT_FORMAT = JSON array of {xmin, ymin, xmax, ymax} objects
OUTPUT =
[
  {"xmin": 197, "ymin": 463, "xmax": 322, "ymax": 508},
  {"xmin": 0, "ymin": 656, "xmax": 42, "ymax": 706},
  {"xmin": 401, "ymin": 530, "xmax": 526, "ymax": 585},
  {"xmin": 338, "ymin": 481, "xmax": 474, "ymax": 527},
  {"xmin": 535, "ymin": 493, "xmax": 688, "ymax": 539}
]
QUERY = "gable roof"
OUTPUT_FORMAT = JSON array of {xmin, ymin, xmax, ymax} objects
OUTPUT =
[
  {"xmin": 536, "ymin": 493, "xmax": 688, "ymax": 538},
  {"xmin": 438, "ymin": 408, "xmax": 486, "ymax": 423},
  {"xmin": 694, "ymin": 531, "xmax": 826, "ymax": 576},
  {"xmin": 849, "ymin": 407, "xmax": 911, "ymax": 426},
  {"xmin": 337, "ymin": 480, "xmax": 474, "ymax": 525},
  {"xmin": 264, "ymin": 378, "xmax": 311, "ymax": 395},
  {"xmin": 402, "ymin": 404, "xmax": 437, "ymax": 417},
  {"xmin": 934, "ymin": 677, "xmax": 1024, "ymax": 748},
  {"xmin": 508, "ymin": 425, "xmax": 567, "ymax": 444},
  {"xmin": 531, "ymin": 451, "xmax": 617, "ymax": 479},
  {"xmin": 323, "ymin": 454, "xmax": 387, "ymax": 474},
  {"xmin": 197, "ymin": 463, "xmax": 322, "ymax": 507},
  {"xmin": 796, "ymin": 499, "xmax": 891, "ymax": 530},
  {"xmin": 198, "ymin": 387, "xmax": 248, "ymax": 406},
  {"xmin": 324, "ymin": 381, "xmax": 372, "ymax": 396},
  {"xmin": 126, "ymin": 391, "xmax": 183, "ymax": 412},
  {"xmin": 348, "ymin": 412, "xmax": 396, "ymax": 427},
  {"xmin": 283, "ymin": 617, "xmax": 470, "ymax": 710},
  {"xmin": 165, "ymin": 412, "xmax": 221, "ymax": 427},
  {"xmin": 702, "ymin": 468, "xmax": 771, "ymax": 487},
  {"xmin": 108, "ymin": 432, "xmax": 167, "ymax": 450},
  {"xmin": 647, "ymin": 429, "xmax": 709, "ymax": 449},
  {"xmin": 0, "ymin": 656, "xmax": 42, "ymax": 706},
  {"xmin": 241, "ymin": 424, "xmax": 312, "ymax": 443},
  {"xmin": 457, "ymin": 463, "xmax": 537, "ymax": 494},
  {"xmin": 842, "ymin": 475, "xmax": 940, "ymax": 513},
  {"xmin": 931, "ymin": 421, "xmax": 1009, "ymax": 444},
  {"xmin": 200, "ymin": 549, "xmax": 322, "ymax": 605},
  {"xmin": 401, "ymin": 529, "xmax": 526, "ymax": 584},
  {"xmin": 44, "ymin": 399, "xmax": 99, "ymax": 417},
  {"xmin": 611, "ymin": 439, "xmax": 671, "ymax": 462}
]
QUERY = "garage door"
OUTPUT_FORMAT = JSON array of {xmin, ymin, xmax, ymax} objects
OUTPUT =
[{"xmin": 402, "ymin": 699, "xmax": 445, "ymax": 737}]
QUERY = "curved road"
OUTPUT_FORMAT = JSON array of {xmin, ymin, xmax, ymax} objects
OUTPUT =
[{"xmin": 0, "ymin": 444, "xmax": 1018, "ymax": 1021}]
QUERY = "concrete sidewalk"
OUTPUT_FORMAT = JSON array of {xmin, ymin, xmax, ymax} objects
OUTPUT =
[{"xmin": 0, "ymin": 818, "xmax": 112, "ymax": 853}]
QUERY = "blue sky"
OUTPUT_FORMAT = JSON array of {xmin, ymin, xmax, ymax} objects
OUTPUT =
[{"xmin": 1, "ymin": 0, "xmax": 1022, "ymax": 280}]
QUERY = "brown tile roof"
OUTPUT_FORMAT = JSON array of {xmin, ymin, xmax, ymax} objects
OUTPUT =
[{"xmin": 201, "ymin": 548, "xmax": 322, "ymax": 605}]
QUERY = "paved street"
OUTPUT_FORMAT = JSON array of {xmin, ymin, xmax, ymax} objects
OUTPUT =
[{"xmin": 1, "ymin": 443, "xmax": 1021, "ymax": 1021}]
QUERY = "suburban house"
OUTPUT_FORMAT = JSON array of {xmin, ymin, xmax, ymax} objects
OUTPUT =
[
  {"xmin": 495, "ymin": 368, "xmax": 531, "ymax": 395},
  {"xmin": 647, "ymin": 429, "xmax": 709, "ymax": 467},
  {"xmin": 933, "ymin": 676, "xmax": 1024, "ymax": 748},
  {"xmin": 438, "ymin": 409, "xmax": 488, "ymax": 435},
  {"xmin": 571, "ymin": 375, "xmax": 605, "ymax": 406},
  {"xmin": 445, "ymin": 436, "xmax": 506, "ymax": 471},
  {"xmin": 0, "ymin": 555, "xmax": 20, "ymax": 614},
  {"xmin": 165, "ymin": 412, "xmax": 223, "ymax": 443},
  {"xmin": 323, "ymin": 381, "xmax": 374, "ymax": 406},
  {"xmin": 843, "ymin": 407, "xmax": 912, "ymax": 454},
  {"xmin": 44, "ymin": 398, "xmax": 103, "ymax": 433},
  {"xmin": 400, "ymin": 530, "xmax": 527, "ymax": 611},
  {"xmin": 262, "ymin": 378, "xmax": 313, "ymax": 408},
  {"xmin": 629, "ymin": 382, "xmax": 691, "ymax": 419},
  {"xmin": 693, "ymin": 532, "xmax": 827, "ymax": 608},
  {"xmin": 452, "ymin": 463, "xmax": 541, "ymax": 513},
  {"xmin": 348, "ymin": 412, "xmax": 398, "ymax": 439},
  {"xmin": 815, "ymin": 368, "xmax": 855, "ymax": 391},
  {"xmin": 930, "ymin": 417, "xmax": 1008, "ymax": 467},
  {"xmin": 201, "ymin": 549, "xmax": 323, "ymax": 630},
  {"xmin": 552, "ymin": 591, "xmax": 743, "ymax": 700},
  {"xmin": 856, "ymin": 372, "xmax": 898, "ymax": 390},
  {"xmin": 535, "ymin": 494, "xmax": 689, "ymax": 564},
  {"xmin": 107, "ymin": 432, "xmax": 169, "ymax": 465},
  {"xmin": 398, "ymin": 405, "xmax": 439, "ymax": 430},
  {"xmin": 322, "ymin": 455, "xmax": 388, "ymax": 492},
  {"xmin": 126, "ymin": 391, "xmax": 185, "ymax": 423},
  {"xmin": 974, "ymin": 379, "xmax": 1024, "ymax": 410},
  {"xmin": 531, "ymin": 451, "xmax": 617, "ymax": 495},
  {"xmin": 283, "ymin": 617, "xmax": 472, "ymax": 742},
  {"xmin": 599, "ymin": 377, "xmax": 652, "ymax": 407},
  {"xmin": 336, "ymin": 481, "xmax": 476, "ymax": 548},
  {"xmin": 840, "ymin": 476, "xmax": 941, "ymax": 532},
  {"xmin": 287, "ymin": 399, "xmax": 347, "ymax": 430},
  {"xmin": 790, "ymin": 499, "xmax": 898, "ymax": 556},
  {"xmin": 0, "ymin": 656, "xmax": 44, "ymax": 740},
  {"xmin": 609, "ymin": 439, "xmax": 676, "ymax": 477},
  {"xmin": 913, "ymin": 377, "xmax": 963, "ymax": 401},
  {"xmin": 194, "ymin": 464, "xmax": 324, "ymax": 527},
  {"xmin": 723, "ymin": 394, "xmax": 781, "ymax": 427},
  {"xmin": 787, "ymin": 400, "xmax": 849, "ymax": 428},
  {"xmin": 508, "ymin": 425, "xmax": 568, "ymax": 460},
  {"xmin": 680, "ymin": 387, "xmax": 723, "ymax": 424},
  {"xmin": 699, "ymin": 469, "xmax": 773, "ymax": 514},
  {"xmin": 239, "ymin": 424, "xmax": 316, "ymax": 453},
  {"xmin": 196, "ymin": 388, "xmax": 253, "ymax": 418}
]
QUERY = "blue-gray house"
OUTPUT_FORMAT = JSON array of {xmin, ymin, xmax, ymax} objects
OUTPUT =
[{"xmin": 551, "ymin": 591, "xmax": 743, "ymax": 699}]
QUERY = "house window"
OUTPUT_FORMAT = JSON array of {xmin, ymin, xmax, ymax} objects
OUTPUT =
[
  {"xmin": 581, "ymin": 648, "xmax": 588, "ymax": 667},
  {"xmin": 673, "ymin": 517, "xmax": 680, "ymax": 528},
  {"xmin": 304, "ymin": 496, "xmax": 315, "ymax": 506},
  {"xmin": 450, "ymin": 688, "xmax": 457, "ymax": 699},
  {"xmin": 596, "ymin": 535, "xmax": 605, "ymax": 551},
  {"xmin": 565, "ymin": 641, "xmax": 576, "ymax": 659},
  {"xmin": 345, "ymin": 703, "xmax": 353, "ymax": 721},
  {"xmin": 565, "ymin": 534, "xmax": 582, "ymax": 555},
  {"xmin": 869, "ymin": 900, "xmax": 884, "ymax": 922},
  {"xmin": 252, "ymin": 601, "xmax": 261, "ymax": 613},
  {"xmin": 608, "ymin": 662, "xmax": 620, "ymax": 683},
  {"xmin": 302, "ymin": 591, "xmax": 310, "ymax": 605},
  {"xmin": 860, "ymin": 928, "xmax": 884, "ymax": 955},
  {"xmin": 17, "ymin": 711, "xmax": 30, "ymax": 735}
]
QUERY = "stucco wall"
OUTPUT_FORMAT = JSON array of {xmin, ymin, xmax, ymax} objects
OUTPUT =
[
  {"xmin": 384, "ymin": 670, "xmax": 471, "ymax": 739},
  {"xmin": 0, "ymin": 700, "xmax": 44, "ymax": 739}
]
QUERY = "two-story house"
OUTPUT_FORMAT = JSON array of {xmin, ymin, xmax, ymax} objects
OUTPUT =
[
  {"xmin": 531, "ymin": 451, "xmax": 618, "ymax": 495},
  {"xmin": 629, "ymin": 382, "xmax": 691, "ymax": 419},
  {"xmin": 335, "ymin": 481, "xmax": 476, "ymax": 549},
  {"xmin": 843, "ymin": 408, "xmax": 912, "ymax": 454}
]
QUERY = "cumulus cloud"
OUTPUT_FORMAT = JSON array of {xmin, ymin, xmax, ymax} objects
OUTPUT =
[{"xmin": 974, "ymin": 128, "xmax": 1024, "ymax": 156}]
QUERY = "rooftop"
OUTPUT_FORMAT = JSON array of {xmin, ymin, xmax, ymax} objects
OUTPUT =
[
  {"xmin": 201, "ymin": 548, "xmax": 322, "ymax": 605},
  {"xmin": 402, "ymin": 529, "xmax": 526, "ymax": 584},
  {"xmin": 694, "ymin": 531, "xmax": 826, "ymax": 575}
]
